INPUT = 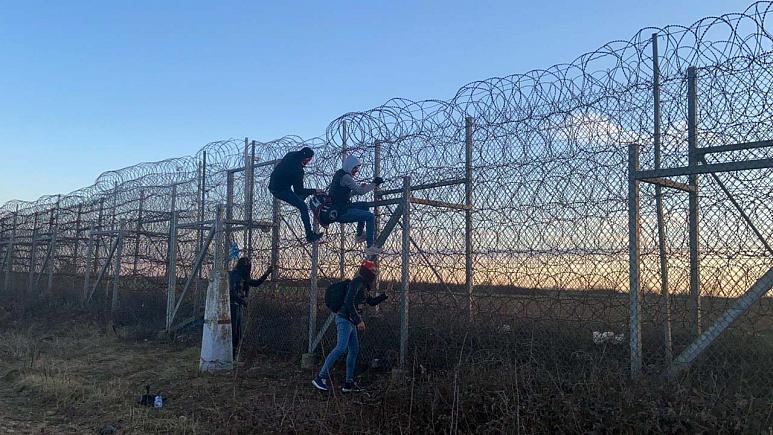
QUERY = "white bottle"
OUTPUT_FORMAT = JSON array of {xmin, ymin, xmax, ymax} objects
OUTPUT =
[{"xmin": 154, "ymin": 395, "xmax": 163, "ymax": 408}]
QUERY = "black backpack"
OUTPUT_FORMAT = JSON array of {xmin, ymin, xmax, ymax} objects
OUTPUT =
[
  {"xmin": 324, "ymin": 280, "xmax": 351, "ymax": 312},
  {"xmin": 309, "ymin": 194, "xmax": 339, "ymax": 228}
]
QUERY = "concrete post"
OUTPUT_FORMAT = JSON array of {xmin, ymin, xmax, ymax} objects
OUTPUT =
[{"xmin": 200, "ymin": 205, "xmax": 233, "ymax": 372}]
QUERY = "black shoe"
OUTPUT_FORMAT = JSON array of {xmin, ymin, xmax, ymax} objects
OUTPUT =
[
  {"xmin": 341, "ymin": 380, "xmax": 364, "ymax": 393},
  {"xmin": 306, "ymin": 232, "xmax": 323, "ymax": 243}
]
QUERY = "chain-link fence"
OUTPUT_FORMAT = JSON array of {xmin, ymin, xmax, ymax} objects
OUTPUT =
[{"xmin": 1, "ymin": 1, "xmax": 772, "ymax": 419}]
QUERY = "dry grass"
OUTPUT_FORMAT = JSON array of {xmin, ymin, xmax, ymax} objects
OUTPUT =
[{"xmin": 0, "ymin": 295, "xmax": 771, "ymax": 434}]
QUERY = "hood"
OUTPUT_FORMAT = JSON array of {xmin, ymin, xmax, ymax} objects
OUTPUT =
[{"xmin": 342, "ymin": 155, "xmax": 361, "ymax": 174}]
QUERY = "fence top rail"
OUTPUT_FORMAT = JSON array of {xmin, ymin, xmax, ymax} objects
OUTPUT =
[
  {"xmin": 636, "ymin": 158, "xmax": 773, "ymax": 179},
  {"xmin": 226, "ymin": 159, "xmax": 282, "ymax": 174},
  {"xmin": 376, "ymin": 178, "xmax": 467, "ymax": 197},
  {"xmin": 697, "ymin": 139, "xmax": 773, "ymax": 156}
]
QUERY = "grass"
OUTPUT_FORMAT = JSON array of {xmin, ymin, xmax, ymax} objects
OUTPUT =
[{"xmin": 0, "ymin": 288, "xmax": 771, "ymax": 433}]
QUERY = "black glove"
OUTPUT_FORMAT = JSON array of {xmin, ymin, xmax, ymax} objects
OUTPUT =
[
  {"xmin": 254, "ymin": 267, "xmax": 273, "ymax": 284},
  {"xmin": 372, "ymin": 177, "xmax": 384, "ymax": 185},
  {"xmin": 366, "ymin": 293, "xmax": 388, "ymax": 306}
]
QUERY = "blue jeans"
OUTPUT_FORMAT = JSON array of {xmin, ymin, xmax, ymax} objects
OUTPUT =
[
  {"xmin": 272, "ymin": 189, "xmax": 312, "ymax": 235},
  {"xmin": 318, "ymin": 315, "xmax": 359, "ymax": 381},
  {"xmin": 337, "ymin": 202, "xmax": 375, "ymax": 247}
]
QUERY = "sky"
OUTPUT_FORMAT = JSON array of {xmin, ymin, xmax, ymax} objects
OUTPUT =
[{"xmin": 0, "ymin": 0, "xmax": 753, "ymax": 205}]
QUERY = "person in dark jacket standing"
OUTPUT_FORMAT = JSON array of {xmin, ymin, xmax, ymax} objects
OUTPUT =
[
  {"xmin": 269, "ymin": 147, "xmax": 324, "ymax": 243},
  {"xmin": 229, "ymin": 257, "xmax": 272, "ymax": 357},
  {"xmin": 328, "ymin": 155, "xmax": 384, "ymax": 256},
  {"xmin": 312, "ymin": 260, "xmax": 387, "ymax": 393}
]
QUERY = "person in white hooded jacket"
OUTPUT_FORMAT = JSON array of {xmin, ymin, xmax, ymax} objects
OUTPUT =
[{"xmin": 327, "ymin": 155, "xmax": 383, "ymax": 256}]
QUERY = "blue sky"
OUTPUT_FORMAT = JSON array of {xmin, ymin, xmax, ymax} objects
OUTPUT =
[{"xmin": 0, "ymin": 0, "xmax": 750, "ymax": 204}]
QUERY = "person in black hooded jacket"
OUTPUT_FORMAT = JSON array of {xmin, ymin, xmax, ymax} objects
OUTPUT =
[
  {"xmin": 312, "ymin": 260, "xmax": 387, "ymax": 393},
  {"xmin": 269, "ymin": 147, "xmax": 324, "ymax": 243},
  {"xmin": 229, "ymin": 257, "xmax": 272, "ymax": 357}
]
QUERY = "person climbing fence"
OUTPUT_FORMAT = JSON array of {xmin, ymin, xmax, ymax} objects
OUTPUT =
[
  {"xmin": 229, "ymin": 257, "xmax": 272, "ymax": 357},
  {"xmin": 269, "ymin": 147, "xmax": 324, "ymax": 243},
  {"xmin": 328, "ymin": 155, "xmax": 384, "ymax": 257}
]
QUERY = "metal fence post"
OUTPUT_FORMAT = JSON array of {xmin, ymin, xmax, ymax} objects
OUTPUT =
[
  {"xmin": 400, "ymin": 176, "xmax": 411, "ymax": 369},
  {"xmin": 3, "ymin": 209, "xmax": 17, "ymax": 293},
  {"xmin": 652, "ymin": 33, "xmax": 673, "ymax": 364},
  {"xmin": 339, "ymin": 121, "xmax": 348, "ymax": 280},
  {"xmin": 271, "ymin": 171, "xmax": 281, "ymax": 286},
  {"xmin": 244, "ymin": 141, "xmax": 255, "ymax": 261},
  {"xmin": 106, "ymin": 187, "xmax": 118, "ymax": 298},
  {"xmin": 243, "ymin": 138, "xmax": 252, "ymax": 256},
  {"xmin": 133, "ymin": 190, "xmax": 145, "ymax": 276},
  {"xmin": 465, "ymin": 116, "xmax": 474, "ymax": 319},
  {"xmin": 94, "ymin": 198, "xmax": 104, "ymax": 276},
  {"xmin": 247, "ymin": 141, "xmax": 256, "ymax": 258},
  {"xmin": 308, "ymin": 220, "xmax": 320, "ymax": 354},
  {"xmin": 27, "ymin": 213, "xmax": 39, "ymax": 294},
  {"xmin": 373, "ymin": 140, "xmax": 382, "ymax": 293},
  {"xmin": 47, "ymin": 225, "xmax": 58, "ymax": 295},
  {"xmin": 198, "ymin": 151, "xmax": 207, "ymax": 275},
  {"xmin": 72, "ymin": 204, "xmax": 83, "ymax": 292},
  {"xmin": 687, "ymin": 66, "xmax": 701, "ymax": 337},
  {"xmin": 166, "ymin": 187, "xmax": 178, "ymax": 330},
  {"xmin": 111, "ymin": 220, "xmax": 125, "ymax": 315},
  {"xmin": 628, "ymin": 143, "xmax": 642, "ymax": 378},
  {"xmin": 81, "ymin": 223, "xmax": 95, "ymax": 306}
]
